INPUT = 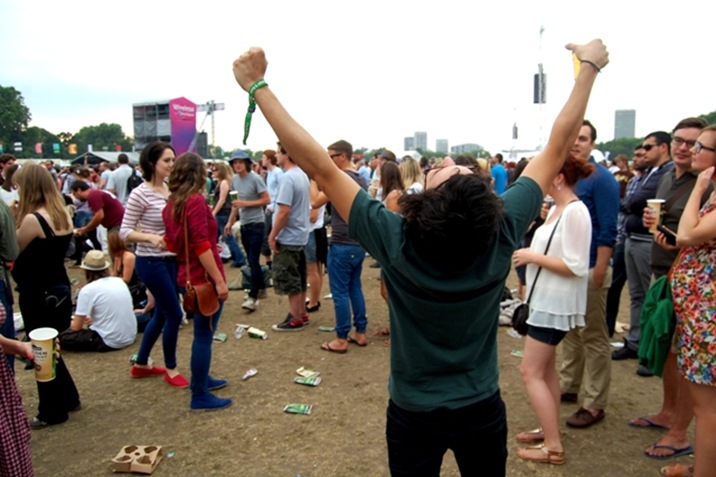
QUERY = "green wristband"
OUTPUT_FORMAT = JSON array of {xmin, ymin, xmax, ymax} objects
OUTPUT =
[
  {"xmin": 249, "ymin": 78, "xmax": 268, "ymax": 96},
  {"xmin": 243, "ymin": 79, "xmax": 269, "ymax": 145}
]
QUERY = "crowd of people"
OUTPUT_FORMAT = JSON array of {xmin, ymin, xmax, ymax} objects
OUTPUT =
[{"xmin": 1, "ymin": 37, "xmax": 715, "ymax": 477}]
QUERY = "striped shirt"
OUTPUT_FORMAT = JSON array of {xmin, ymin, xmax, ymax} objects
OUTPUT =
[{"xmin": 119, "ymin": 182, "xmax": 175, "ymax": 257}]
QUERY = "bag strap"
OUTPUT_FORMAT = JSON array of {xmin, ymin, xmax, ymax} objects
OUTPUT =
[
  {"xmin": 524, "ymin": 203, "xmax": 571, "ymax": 305},
  {"xmin": 183, "ymin": 208, "xmax": 192, "ymax": 288},
  {"xmin": 663, "ymin": 177, "xmax": 695, "ymax": 215}
]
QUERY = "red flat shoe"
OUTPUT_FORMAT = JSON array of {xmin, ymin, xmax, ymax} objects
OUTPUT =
[
  {"xmin": 164, "ymin": 373, "xmax": 189, "ymax": 388},
  {"xmin": 130, "ymin": 365, "xmax": 167, "ymax": 378}
]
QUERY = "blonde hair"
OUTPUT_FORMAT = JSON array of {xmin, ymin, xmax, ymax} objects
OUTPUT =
[
  {"xmin": 213, "ymin": 161, "xmax": 233, "ymax": 182},
  {"xmin": 399, "ymin": 157, "xmax": 423, "ymax": 189},
  {"xmin": 14, "ymin": 163, "xmax": 71, "ymax": 230},
  {"xmin": 476, "ymin": 158, "xmax": 491, "ymax": 174}
]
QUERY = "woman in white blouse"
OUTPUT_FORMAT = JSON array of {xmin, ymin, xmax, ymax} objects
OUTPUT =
[
  {"xmin": 119, "ymin": 142, "xmax": 188, "ymax": 388},
  {"xmin": 511, "ymin": 155, "xmax": 594, "ymax": 465}
]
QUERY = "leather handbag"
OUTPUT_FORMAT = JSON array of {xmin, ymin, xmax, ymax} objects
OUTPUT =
[
  {"xmin": 511, "ymin": 211, "xmax": 565, "ymax": 336},
  {"xmin": 181, "ymin": 209, "xmax": 220, "ymax": 317}
]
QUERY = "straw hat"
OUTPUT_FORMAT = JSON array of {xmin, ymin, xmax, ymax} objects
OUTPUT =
[{"xmin": 80, "ymin": 250, "xmax": 110, "ymax": 271}]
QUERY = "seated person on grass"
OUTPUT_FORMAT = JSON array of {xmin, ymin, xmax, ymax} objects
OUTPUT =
[{"xmin": 60, "ymin": 250, "xmax": 137, "ymax": 352}]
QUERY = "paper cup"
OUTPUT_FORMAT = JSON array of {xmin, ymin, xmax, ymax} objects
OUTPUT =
[
  {"xmin": 229, "ymin": 191, "xmax": 238, "ymax": 201},
  {"xmin": 646, "ymin": 199, "xmax": 665, "ymax": 233},
  {"xmin": 29, "ymin": 327, "xmax": 58, "ymax": 382}
]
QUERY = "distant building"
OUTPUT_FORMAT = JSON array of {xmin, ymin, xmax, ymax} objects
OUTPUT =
[
  {"xmin": 436, "ymin": 139, "xmax": 448, "ymax": 154},
  {"xmin": 404, "ymin": 137, "xmax": 415, "ymax": 150},
  {"xmin": 451, "ymin": 143, "xmax": 484, "ymax": 155},
  {"xmin": 414, "ymin": 131, "xmax": 427, "ymax": 151},
  {"xmin": 614, "ymin": 109, "xmax": 636, "ymax": 139}
]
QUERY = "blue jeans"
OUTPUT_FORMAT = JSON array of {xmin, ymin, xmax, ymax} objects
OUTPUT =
[
  {"xmin": 135, "ymin": 256, "xmax": 183, "ymax": 369},
  {"xmin": 189, "ymin": 300, "xmax": 223, "ymax": 397},
  {"xmin": 240, "ymin": 222, "xmax": 266, "ymax": 299},
  {"xmin": 386, "ymin": 391, "xmax": 508, "ymax": 477},
  {"xmin": 216, "ymin": 213, "xmax": 245, "ymax": 266},
  {"xmin": 328, "ymin": 243, "xmax": 367, "ymax": 338},
  {"xmin": 0, "ymin": 277, "xmax": 15, "ymax": 372}
]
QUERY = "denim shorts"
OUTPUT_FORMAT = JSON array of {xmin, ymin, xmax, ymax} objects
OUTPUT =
[
  {"xmin": 272, "ymin": 244, "xmax": 307, "ymax": 295},
  {"xmin": 527, "ymin": 324, "xmax": 567, "ymax": 346}
]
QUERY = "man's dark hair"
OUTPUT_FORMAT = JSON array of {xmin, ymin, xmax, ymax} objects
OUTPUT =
[
  {"xmin": 276, "ymin": 142, "xmax": 294, "ymax": 163},
  {"xmin": 673, "ymin": 117, "xmax": 707, "ymax": 133},
  {"xmin": 582, "ymin": 120, "xmax": 597, "ymax": 142},
  {"xmin": 455, "ymin": 155, "xmax": 478, "ymax": 169},
  {"xmin": 328, "ymin": 140, "xmax": 353, "ymax": 158},
  {"xmin": 117, "ymin": 153, "xmax": 129, "ymax": 165},
  {"xmin": 0, "ymin": 154, "xmax": 16, "ymax": 165},
  {"xmin": 379, "ymin": 150, "xmax": 396, "ymax": 162},
  {"xmin": 494, "ymin": 153, "xmax": 503, "ymax": 163},
  {"xmin": 645, "ymin": 131, "xmax": 672, "ymax": 154},
  {"xmin": 70, "ymin": 180, "xmax": 90, "ymax": 192},
  {"xmin": 85, "ymin": 268, "xmax": 109, "ymax": 283},
  {"xmin": 400, "ymin": 174, "xmax": 503, "ymax": 271}
]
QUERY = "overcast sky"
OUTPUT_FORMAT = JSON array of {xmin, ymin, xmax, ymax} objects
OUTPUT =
[{"xmin": 2, "ymin": 0, "xmax": 714, "ymax": 156}]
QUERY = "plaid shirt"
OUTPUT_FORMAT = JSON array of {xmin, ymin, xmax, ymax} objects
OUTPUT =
[
  {"xmin": 616, "ymin": 172, "xmax": 642, "ymax": 242},
  {"xmin": 0, "ymin": 307, "xmax": 34, "ymax": 477}
]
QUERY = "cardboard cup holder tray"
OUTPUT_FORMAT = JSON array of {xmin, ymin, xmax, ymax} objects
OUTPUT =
[{"xmin": 112, "ymin": 445, "xmax": 163, "ymax": 474}]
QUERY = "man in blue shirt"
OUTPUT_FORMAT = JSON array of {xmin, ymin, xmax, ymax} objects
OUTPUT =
[
  {"xmin": 559, "ymin": 120, "xmax": 620, "ymax": 429},
  {"xmin": 491, "ymin": 153, "xmax": 508, "ymax": 194}
]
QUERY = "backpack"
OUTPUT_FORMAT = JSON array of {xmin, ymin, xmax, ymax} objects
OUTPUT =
[{"xmin": 127, "ymin": 169, "xmax": 143, "ymax": 193}]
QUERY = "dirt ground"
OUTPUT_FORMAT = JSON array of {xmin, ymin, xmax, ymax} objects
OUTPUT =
[{"xmin": 14, "ymin": 263, "xmax": 692, "ymax": 476}]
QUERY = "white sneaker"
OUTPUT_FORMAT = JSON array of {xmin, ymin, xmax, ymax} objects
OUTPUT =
[{"xmin": 241, "ymin": 298, "xmax": 258, "ymax": 312}]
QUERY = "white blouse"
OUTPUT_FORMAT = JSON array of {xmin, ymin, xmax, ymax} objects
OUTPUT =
[{"xmin": 525, "ymin": 200, "xmax": 592, "ymax": 331}]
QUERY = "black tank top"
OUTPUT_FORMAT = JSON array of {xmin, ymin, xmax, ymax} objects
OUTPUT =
[
  {"xmin": 12, "ymin": 213, "xmax": 71, "ymax": 293},
  {"xmin": 213, "ymin": 180, "xmax": 233, "ymax": 216}
]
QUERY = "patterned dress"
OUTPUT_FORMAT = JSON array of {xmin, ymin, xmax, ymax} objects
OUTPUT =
[
  {"xmin": 670, "ymin": 199, "xmax": 716, "ymax": 386},
  {"xmin": 0, "ymin": 308, "xmax": 33, "ymax": 477}
]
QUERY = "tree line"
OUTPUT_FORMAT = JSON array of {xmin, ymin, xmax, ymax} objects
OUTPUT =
[{"xmin": 2, "ymin": 84, "xmax": 714, "ymax": 162}]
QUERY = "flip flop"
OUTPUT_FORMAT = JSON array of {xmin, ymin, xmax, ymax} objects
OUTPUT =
[
  {"xmin": 645, "ymin": 441, "xmax": 694, "ymax": 460},
  {"xmin": 347, "ymin": 336, "xmax": 367, "ymax": 347},
  {"xmin": 628, "ymin": 416, "xmax": 669, "ymax": 429},
  {"xmin": 320, "ymin": 342, "xmax": 347, "ymax": 354}
]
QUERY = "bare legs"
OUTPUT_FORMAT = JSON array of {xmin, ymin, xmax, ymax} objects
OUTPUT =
[
  {"xmin": 306, "ymin": 261, "xmax": 322, "ymax": 309},
  {"xmin": 688, "ymin": 381, "xmax": 716, "ymax": 477},
  {"xmin": 640, "ymin": 352, "xmax": 693, "ymax": 457},
  {"xmin": 519, "ymin": 336, "xmax": 563, "ymax": 453}
]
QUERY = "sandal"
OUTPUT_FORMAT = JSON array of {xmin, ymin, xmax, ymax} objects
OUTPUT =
[
  {"xmin": 516, "ymin": 444, "xmax": 565, "ymax": 465},
  {"xmin": 374, "ymin": 326, "xmax": 390, "ymax": 337},
  {"xmin": 660, "ymin": 464, "xmax": 694, "ymax": 477},
  {"xmin": 516, "ymin": 428, "xmax": 544, "ymax": 443}
]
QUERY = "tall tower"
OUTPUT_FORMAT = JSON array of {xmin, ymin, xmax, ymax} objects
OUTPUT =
[{"xmin": 614, "ymin": 110, "xmax": 636, "ymax": 139}]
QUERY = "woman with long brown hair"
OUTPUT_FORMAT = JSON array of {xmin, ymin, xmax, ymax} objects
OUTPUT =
[
  {"xmin": 380, "ymin": 161, "xmax": 404, "ymax": 213},
  {"xmin": 12, "ymin": 163, "xmax": 80, "ymax": 428},
  {"xmin": 163, "ymin": 153, "xmax": 231, "ymax": 411}
]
